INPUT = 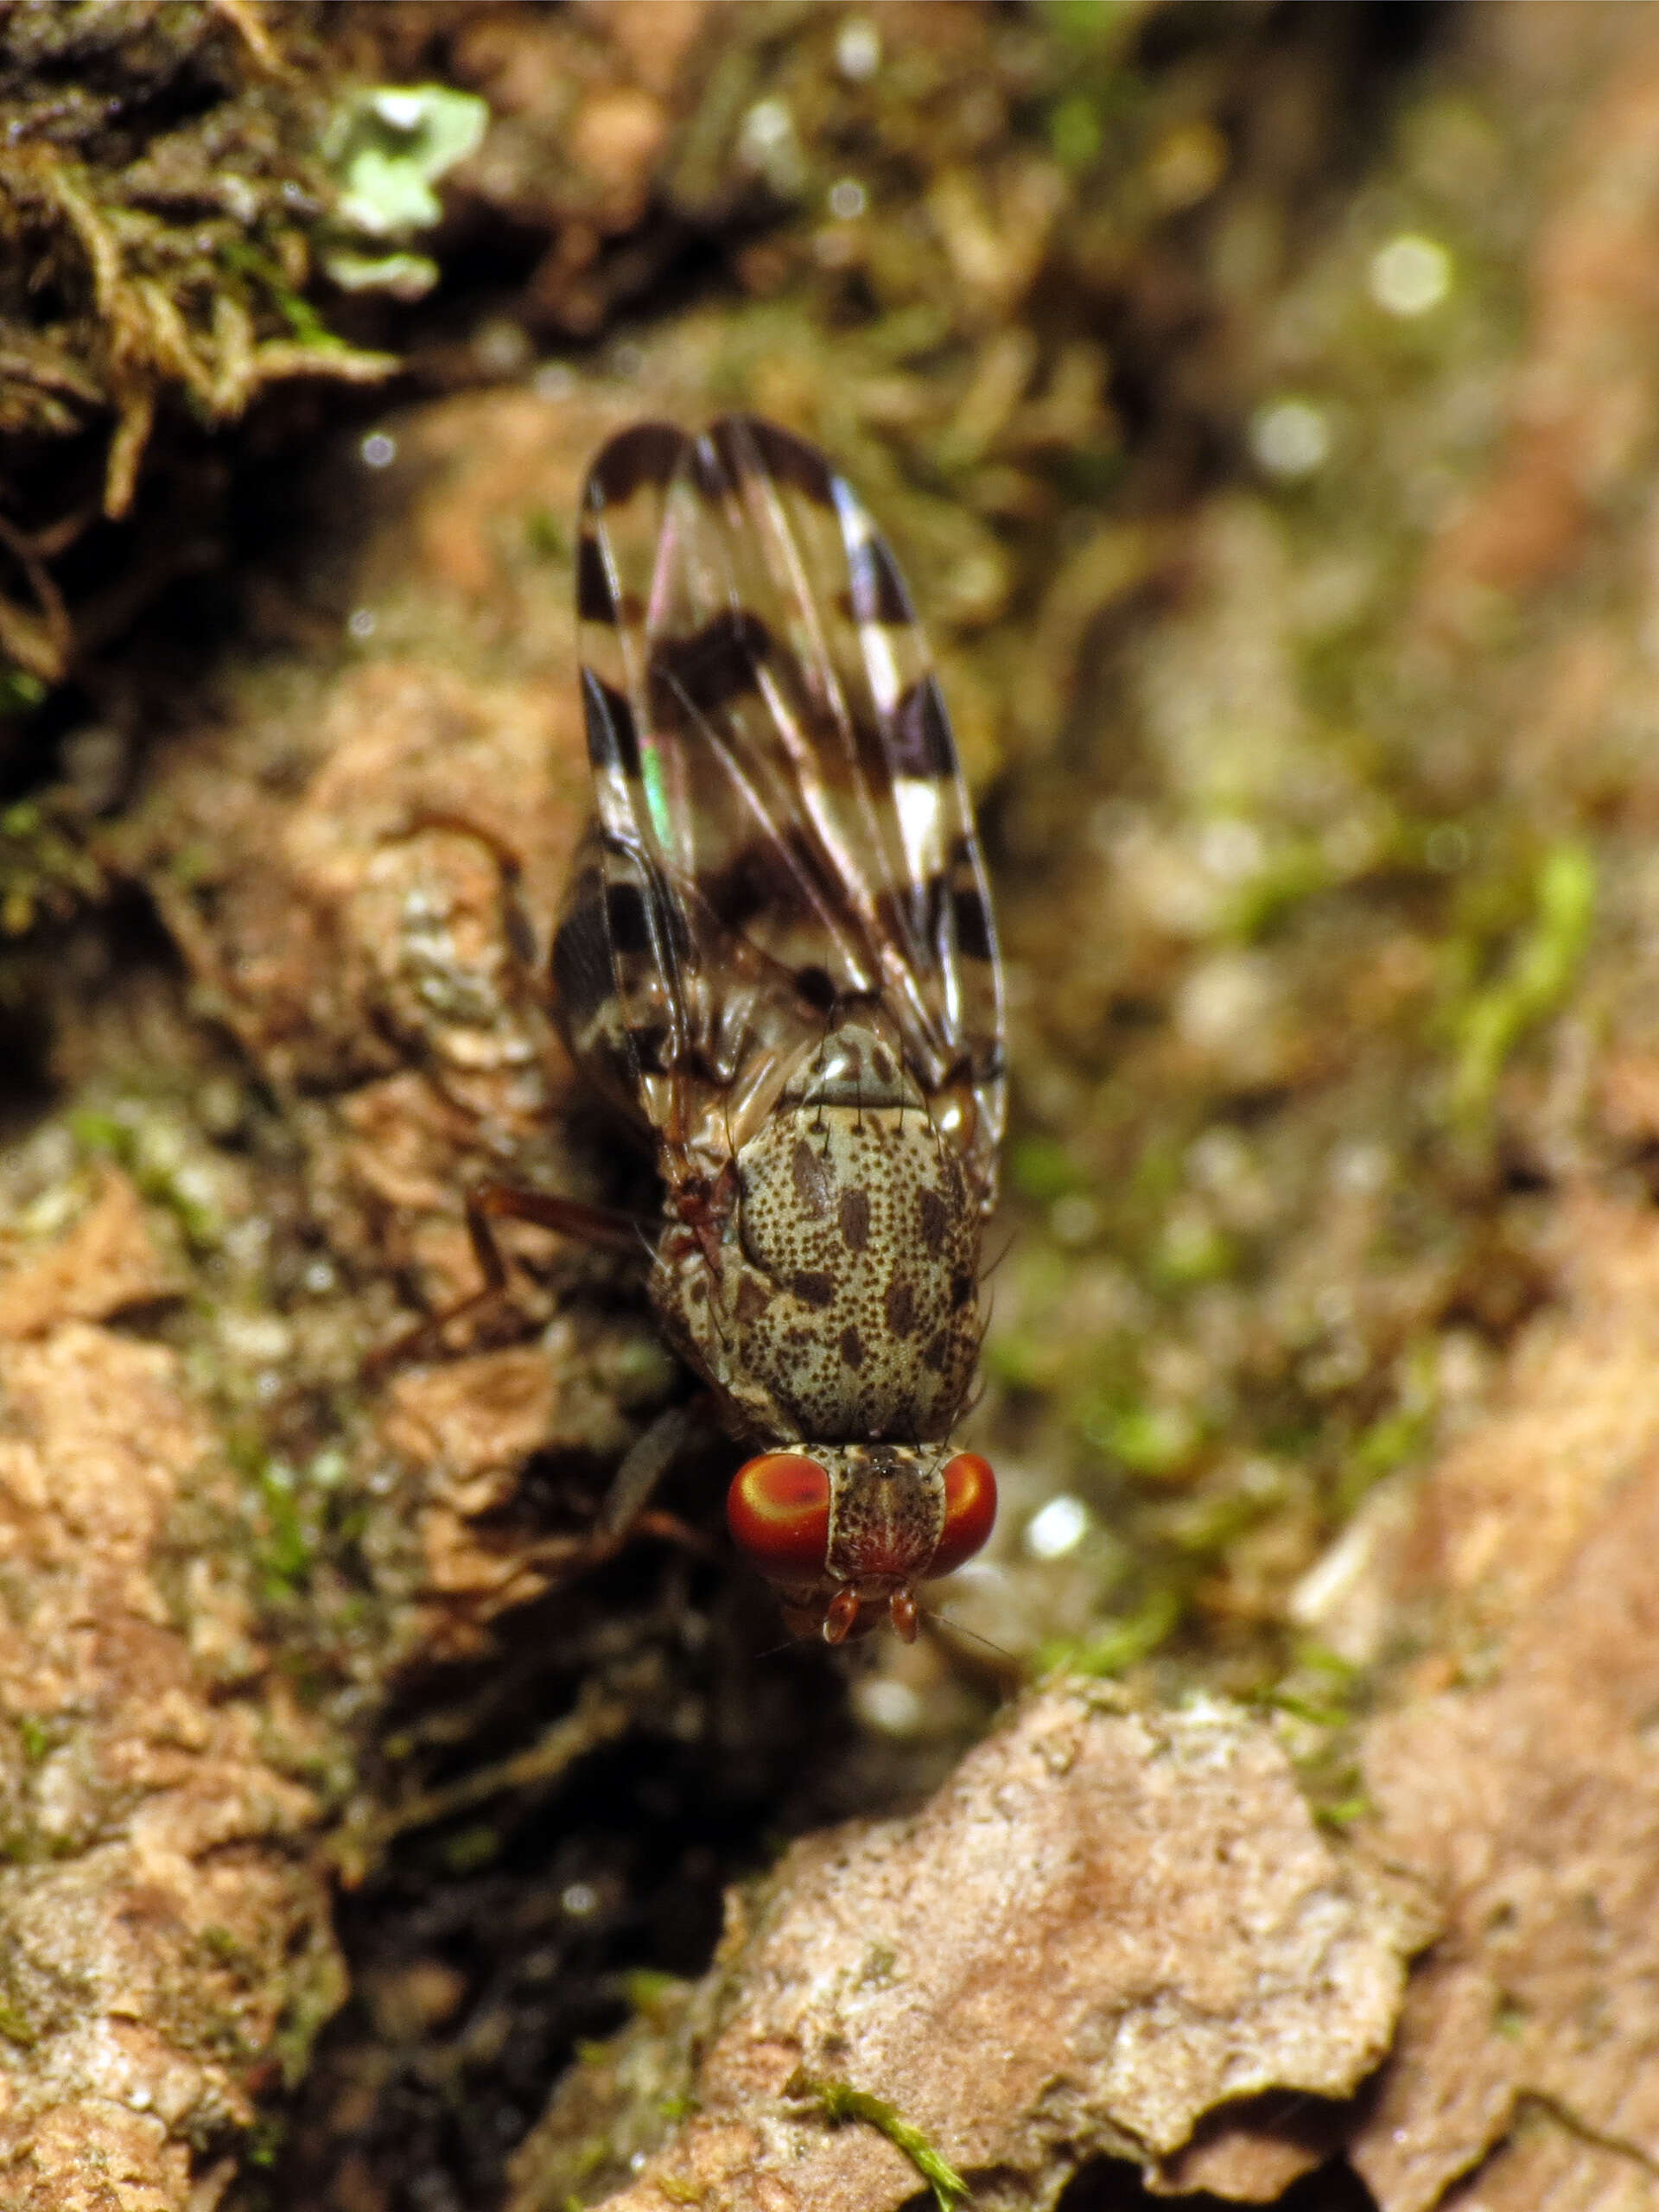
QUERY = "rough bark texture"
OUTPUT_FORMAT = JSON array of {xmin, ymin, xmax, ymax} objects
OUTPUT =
[
  {"xmin": 511, "ymin": 1686, "xmax": 1418, "ymax": 2212},
  {"xmin": 1354, "ymin": 1453, "xmax": 1659, "ymax": 2211},
  {"xmin": 0, "ymin": 1191, "xmax": 342, "ymax": 2211}
]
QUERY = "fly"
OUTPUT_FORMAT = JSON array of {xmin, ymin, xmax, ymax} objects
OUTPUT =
[{"xmin": 385, "ymin": 416, "xmax": 1006, "ymax": 1643}]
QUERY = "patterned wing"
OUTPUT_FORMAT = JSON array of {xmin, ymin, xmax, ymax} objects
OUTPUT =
[{"xmin": 553, "ymin": 415, "xmax": 1004, "ymax": 1196}]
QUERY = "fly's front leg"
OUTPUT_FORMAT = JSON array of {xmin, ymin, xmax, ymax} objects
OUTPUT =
[{"xmin": 365, "ymin": 1183, "xmax": 649, "ymax": 1379}]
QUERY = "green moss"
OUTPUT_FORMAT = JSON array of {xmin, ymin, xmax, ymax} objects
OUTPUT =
[
  {"xmin": 982, "ymin": 1332, "xmax": 1050, "ymax": 1393},
  {"xmin": 1039, "ymin": 1585, "xmax": 1181, "ymax": 1678},
  {"xmin": 1313, "ymin": 1789, "xmax": 1373, "ymax": 1831},
  {"xmin": 1445, "ymin": 842, "xmax": 1594, "ymax": 1130},
  {"xmin": 526, "ymin": 508, "xmax": 569, "ymax": 561},
  {"xmin": 652, "ymin": 2180, "xmax": 702, "ymax": 2206},
  {"xmin": 199, "ymin": 1923, "xmax": 248, "ymax": 1970},
  {"xmin": 442, "ymin": 1824, "xmax": 500, "ymax": 1874},
  {"xmin": 1128, "ymin": 1129, "xmax": 1185, "ymax": 1212},
  {"xmin": 1268, "ymin": 1690, "xmax": 1352, "ymax": 1731},
  {"xmin": 167, "ymin": 842, "xmax": 219, "ymax": 889},
  {"xmin": 1338, "ymin": 1343, "xmax": 1439, "ymax": 1511},
  {"xmin": 67, "ymin": 1101, "xmax": 223, "ymax": 1250},
  {"xmin": 0, "ymin": 2000, "xmax": 36, "ymax": 2049},
  {"xmin": 245, "ymin": 2116, "xmax": 286, "ymax": 2169},
  {"xmin": 256, "ymin": 1462, "xmax": 313, "ymax": 1594},
  {"xmin": 272, "ymin": 1936, "xmax": 349, "ymax": 2088},
  {"xmin": 0, "ymin": 8, "xmax": 400, "ymax": 692},
  {"xmin": 1042, "ymin": 0, "xmax": 1147, "ymax": 51},
  {"xmin": 1149, "ymin": 1210, "xmax": 1236, "ymax": 1290},
  {"xmin": 789, "ymin": 2072, "xmax": 970, "ymax": 2212},
  {"xmin": 0, "ymin": 798, "xmax": 102, "ymax": 937},
  {"xmin": 1160, "ymin": 1486, "xmax": 1269, "ymax": 1559},
  {"xmin": 1049, "ymin": 92, "xmax": 1104, "ymax": 173},
  {"xmin": 0, "ymin": 670, "xmax": 47, "ymax": 715},
  {"xmin": 219, "ymin": 239, "xmax": 344, "ymax": 353},
  {"xmin": 1224, "ymin": 835, "xmax": 1334, "ymax": 942},
  {"xmin": 1082, "ymin": 1398, "xmax": 1200, "ymax": 1478},
  {"xmin": 0, "ymin": 1824, "xmax": 80, "ymax": 1866},
  {"xmin": 623, "ymin": 1968, "xmax": 690, "ymax": 2017},
  {"xmin": 1292, "ymin": 1640, "xmax": 1363, "ymax": 1687},
  {"xmin": 1008, "ymin": 1135, "xmax": 1087, "ymax": 1203}
]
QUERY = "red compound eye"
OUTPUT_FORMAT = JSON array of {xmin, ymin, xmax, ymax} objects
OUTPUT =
[
  {"xmin": 728, "ymin": 1452, "xmax": 831, "ymax": 1581},
  {"xmin": 930, "ymin": 1452, "xmax": 998, "ymax": 1576}
]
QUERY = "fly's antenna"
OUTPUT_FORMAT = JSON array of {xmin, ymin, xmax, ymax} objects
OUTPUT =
[
  {"xmin": 753, "ymin": 1633, "xmax": 804, "ymax": 1663},
  {"xmin": 918, "ymin": 1605, "xmax": 1022, "ymax": 1675}
]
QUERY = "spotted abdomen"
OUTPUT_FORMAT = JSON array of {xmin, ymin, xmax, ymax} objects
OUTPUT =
[{"xmin": 683, "ymin": 1088, "xmax": 982, "ymax": 1447}]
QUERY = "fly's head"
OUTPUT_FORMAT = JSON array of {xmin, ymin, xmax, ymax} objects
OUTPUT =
[{"xmin": 727, "ymin": 1439, "xmax": 996, "ymax": 1643}]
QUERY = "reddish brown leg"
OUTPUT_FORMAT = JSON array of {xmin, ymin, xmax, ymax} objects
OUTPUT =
[
  {"xmin": 365, "ymin": 1182, "xmax": 650, "ymax": 1379},
  {"xmin": 537, "ymin": 1399, "xmax": 723, "ymax": 1584},
  {"xmin": 392, "ymin": 810, "xmax": 538, "ymax": 966}
]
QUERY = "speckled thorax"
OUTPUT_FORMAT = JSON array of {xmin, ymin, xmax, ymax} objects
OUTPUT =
[{"xmin": 650, "ymin": 1025, "xmax": 983, "ymax": 1447}]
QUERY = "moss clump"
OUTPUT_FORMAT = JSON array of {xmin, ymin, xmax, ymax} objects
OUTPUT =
[
  {"xmin": 0, "ymin": 1, "xmax": 402, "ymax": 683},
  {"xmin": 1443, "ymin": 841, "xmax": 1595, "ymax": 1133}
]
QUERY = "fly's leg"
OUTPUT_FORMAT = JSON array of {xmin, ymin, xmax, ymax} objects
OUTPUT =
[
  {"xmin": 362, "ymin": 818, "xmax": 712, "ymax": 1564},
  {"xmin": 365, "ymin": 1182, "xmax": 649, "ymax": 1380},
  {"xmin": 579, "ymin": 1395, "xmax": 727, "ymax": 1567},
  {"xmin": 365, "ymin": 807, "xmax": 639, "ymax": 1376},
  {"xmin": 369, "ymin": 1192, "xmax": 715, "ymax": 1574},
  {"xmin": 600, "ymin": 1400, "xmax": 696, "ymax": 1538},
  {"xmin": 392, "ymin": 808, "xmax": 540, "ymax": 969}
]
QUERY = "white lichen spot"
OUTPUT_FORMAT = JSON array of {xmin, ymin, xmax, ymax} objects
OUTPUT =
[
  {"xmin": 854, "ymin": 1675, "xmax": 926, "ymax": 1738},
  {"xmin": 1024, "ymin": 1494, "xmax": 1091, "ymax": 1561},
  {"xmin": 1198, "ymin": 815, "xmax": 1266, "ymax": 883},
  {"xmin": 836, "ymin": 16, "xmax": 882, "ymax": 81},
  {"xmin": 1176, "ymin": 950, "xmax": 1279, "ymax": 1058},
  {"xmin": 219, "ymin": 1312, "xmax": 294, "ymax": 1366},
  {"xmin": 1369, "ymin": 232, "xmax": 1452, "ymax": 317},
  {"xmin": 1249, "ymin": 397, "xmax": 1331, "ymax": 480},
  {"xmin": 474, "ymin": 318, "xmax": 532, "ymax": 377},
  {"xmin": 1329, "ymin": 1140, "xmax": 1391, "ymax": 1197},
  {"xmin": 737, "ymin": 97, "xmax": 807, "ymax": 198}
]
